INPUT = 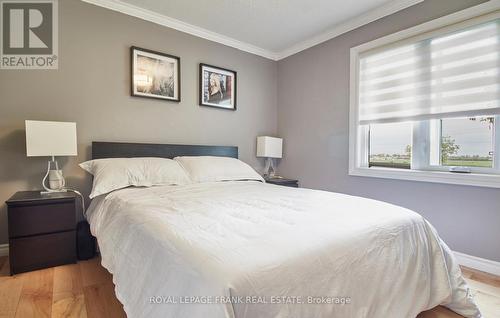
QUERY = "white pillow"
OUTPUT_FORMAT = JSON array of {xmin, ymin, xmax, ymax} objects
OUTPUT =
[
  {"xmin": 174, "ymin": 156, "xmax": 264, "ymax": 183},
  {"xmin": 80, "ymin": 157, "xmax": 191, "ymax": 198}
]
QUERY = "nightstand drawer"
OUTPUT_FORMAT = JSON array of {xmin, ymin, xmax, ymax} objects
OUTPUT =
[
  {"xmin": 9, "ymin": 231, "xmax": 76, "ymax": 274},
  {"xmin": 8, "ymin": 202, "xmax": 76, "ymax": 238}
]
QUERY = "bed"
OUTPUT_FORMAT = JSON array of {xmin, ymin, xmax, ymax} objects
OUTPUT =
[{"xmin": 85, "ymin": 142, "xmax": 481, "ymax": 318}]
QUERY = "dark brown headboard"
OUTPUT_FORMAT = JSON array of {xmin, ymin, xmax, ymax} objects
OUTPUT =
[{"xmin": 92, "ymin": 142, "xmax": 238, "ymax": 160}]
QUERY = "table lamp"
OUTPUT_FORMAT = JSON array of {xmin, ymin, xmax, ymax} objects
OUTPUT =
[
  {"xmin": 257, "ymin": 136, "xmax": 283, "ymax": 178},
  {"xmin": 25, "ymin": 120, "xmax": 77, "ymax": 194}
]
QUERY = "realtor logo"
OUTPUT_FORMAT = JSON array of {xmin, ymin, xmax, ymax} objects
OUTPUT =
[{"xmin": 1, "ymin": 0, "xmax": 58, "ymax": 69}]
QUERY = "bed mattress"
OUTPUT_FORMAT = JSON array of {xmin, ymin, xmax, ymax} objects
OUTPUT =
[{"xmin": 87, "ymin": 181, "xmax": 481, "ymax": 318}]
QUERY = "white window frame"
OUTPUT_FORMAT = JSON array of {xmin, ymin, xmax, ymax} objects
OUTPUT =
[
  {"xmin": 415, "ymin": 117, "xmax": 500, "ymax": 174},
  {"xmin": 349, "ymin": 2, "xmax": 500, "ymax": 189}
]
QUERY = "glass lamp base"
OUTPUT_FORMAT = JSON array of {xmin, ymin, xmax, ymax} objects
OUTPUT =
[
  {"xmin": 264, "ymin": 157, "xmax": 276, "ymax": 177},
  {"xmin": 42, "ymin": 157, "xmax": 66, "ymax": 193}
]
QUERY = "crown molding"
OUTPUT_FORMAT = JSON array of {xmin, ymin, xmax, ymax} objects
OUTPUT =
[
  {"xmin": 81, "ymin": 0, "xmax": 424, "ymax": 61},
  {"xmin": 81, "ymin": 0, "xmax": 280, "ymax": 60},
  {"xmin": 275, "ymin": 0, "xmax": 424, "ymax": 60}
]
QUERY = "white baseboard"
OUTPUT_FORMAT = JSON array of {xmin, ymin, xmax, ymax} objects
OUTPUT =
[
  {"xmin": 454, "ymin": 251, "xmax": 500, "ymax": 277},
  {"xmin": 0, "ymin": 244, "xmax": 8, "ymax": 257}
]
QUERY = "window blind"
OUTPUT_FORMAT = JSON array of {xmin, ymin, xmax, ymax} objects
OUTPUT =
[{"xmin": 358, "ymin": 18, "xmax": 500, "ymax": 125}]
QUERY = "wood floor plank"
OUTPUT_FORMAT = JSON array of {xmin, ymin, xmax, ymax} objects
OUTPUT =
[
  {"xmin": 82, "ymin": 285, "xmax": 107, "ymax": 318},
  {"xmin": 417, "ymin": 306, "xmax": 463, "ymax": 318},
  {"xmin": 474, "ymin": 289, "xmax": 500, "ymax": 318},
  {"xmin": 79, "ymin": 259, "xmax": 111, "ymax": 288},
  {"xmin": 52, "ymin": 263, "xmax": 87, "ymax": 318},
  {"xmin": 53, "ymin": 263, "xmax": 84, "ymax": 295},
  {"xmin": 15, "ymin": 268, "xmax": 54, "ymax": 318},
  {"xmin": 83, "ymin": 283, "xmax": 125, "ymax": 318},
  {"xmin": 51, "ymin": 292, "xmax": 86, "ymax": 318},
  {"xmin": 2, "ymin": 257, "xmax": 499, "ymax": 318},
  {"xmin": 0, "ymin": 275, "xmax": 24, "ymax": 318},
  {"xmin": 462, "ymin": 266, "xmax": 500, "ymax": 288},
  {"xmin": 80, "ymin": 258, "xmax": 125, "ymax": 318},
  {"xmin": 101, "ymin": 283, "xmax": 126, "ymax": 318},
  {"xmin": 465, "ymin": 278, "xmax": 500, "ymax": 299},
  {"xmin": 464, "ymin": 278, "xmax": 500, "ymax": 318}
]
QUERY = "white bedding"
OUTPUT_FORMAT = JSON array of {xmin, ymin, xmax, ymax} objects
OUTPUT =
[{"xmin": 87, "ymin": 181, "xmax": 481, "ymax": 318}]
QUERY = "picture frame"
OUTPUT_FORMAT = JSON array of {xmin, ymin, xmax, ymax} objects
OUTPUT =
[
  {"xmin": 131, "ymin": 46, "xmax": 181, "ymax": 102},
  {"xmin": 199, "ymin": 63, "xmax": 237, "ymax": 110}
]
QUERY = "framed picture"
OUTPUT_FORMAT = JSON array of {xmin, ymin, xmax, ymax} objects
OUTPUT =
[
  {"xmin": 131, "ymin": 46, "xmax": 180, "ymax": 102},
  {"xmin": 199, "ymin": 63, "xmax": 237, "ymax": 110}
]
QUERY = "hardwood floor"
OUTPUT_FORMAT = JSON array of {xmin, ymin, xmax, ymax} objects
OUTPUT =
[
  {"xmin": 0, "ymin": 256, "xmax": 498, "ymax": 317},
  {"xmin": 0, "ymin": 257, "xmax": 125, "ymax": 318}
]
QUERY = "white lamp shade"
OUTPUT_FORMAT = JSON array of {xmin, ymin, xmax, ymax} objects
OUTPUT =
[
  {"xmin": 257, "ymin": 136, "xmax": 282, "ymax": 158},
  {"xmin": 26, "ymin": 120, "xmax": 78, "ymax": 157}
]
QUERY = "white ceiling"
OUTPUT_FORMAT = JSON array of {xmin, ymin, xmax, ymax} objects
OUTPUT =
[{"xmin": 83, "ymin": 0, "xmax": 424, "ymax": 59}]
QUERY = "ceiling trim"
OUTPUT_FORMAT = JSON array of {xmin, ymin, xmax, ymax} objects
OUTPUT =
[
  {"xmin": 275, "ymin": 0, "xmax": 424, "ymax": 60},
  {"xmin": 81, "ymin": 0, "xmax": 280, "ymax": 60},
  {"xmin": 81, "ymin": 0, "xmax": 424, "ymax": 61}
]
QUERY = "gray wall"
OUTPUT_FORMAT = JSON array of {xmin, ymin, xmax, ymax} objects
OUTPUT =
[
  {"xmin": 277, "ymin": 0, "xmax": 500, "ymax": 262},
  {"xmin": 0, "ymin": 0, "xmax": 277, "ymax": 244}
]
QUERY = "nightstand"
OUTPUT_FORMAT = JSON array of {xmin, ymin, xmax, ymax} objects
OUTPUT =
[
  {"xmin": 264, "ymin": 177, "xmax": 299, "ymax": 188},
  {"xmin": 6, "ymin": 191, "xmax": 77, "ymax": 275}
]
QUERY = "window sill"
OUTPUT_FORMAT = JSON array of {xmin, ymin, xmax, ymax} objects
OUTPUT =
[{"xmin": 349, "ymin": 166, "xmax": 500, "ymax": 189}]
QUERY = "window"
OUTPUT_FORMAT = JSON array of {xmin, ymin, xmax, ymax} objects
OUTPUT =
[
  {"xmin": 438, "ymin": 116, "xmax": 494, "ymax": 168},
  {"xmin": 369, "ymin": 122, "xmax": 412, "ymax": 169},
  {"xmin": 350, "ymin": 5, "xmax": 500, "ymax": 188}
]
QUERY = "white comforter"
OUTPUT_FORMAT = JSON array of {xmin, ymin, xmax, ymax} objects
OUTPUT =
[{"xmin": 87, "ymin": 181, "xmax": 481, "ymax": 318}]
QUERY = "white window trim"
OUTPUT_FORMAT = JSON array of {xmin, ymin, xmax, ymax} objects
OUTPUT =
[
  {"xmin": 349, "ymin": 1, "xmax": 500, "ymax": 189},
  {"xmin": 418, "ymin": 117, "xmax": 500, "ymax": 175}
]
